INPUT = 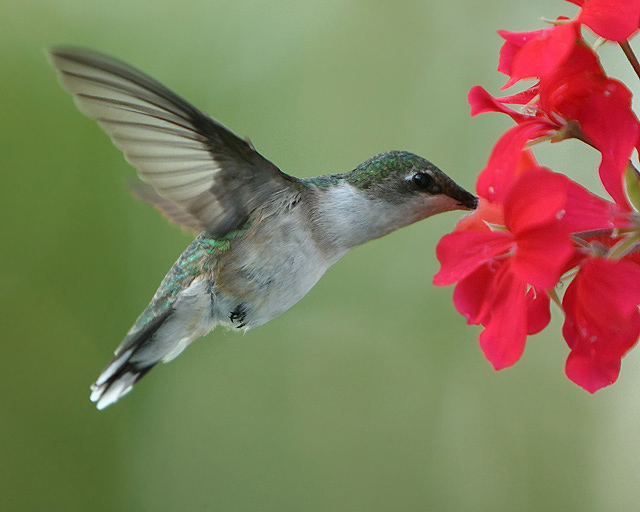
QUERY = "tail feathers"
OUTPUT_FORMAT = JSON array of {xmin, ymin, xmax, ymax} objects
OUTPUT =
[
  {"xmin": 90, "ymin": 349, "xmax": 157, "ymax": 410},
  {"xmin": 90, "ymin": 278, "xmax": 213, "ymax": 409},
  {"xmin": 90, "ymin": 309, "xmax": 171, "ymax": 410}
]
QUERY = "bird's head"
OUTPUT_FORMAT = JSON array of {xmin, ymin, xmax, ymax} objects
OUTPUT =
[{"xmin": 344, "ymin": 151, "xmax": 477, "ymax": 222}]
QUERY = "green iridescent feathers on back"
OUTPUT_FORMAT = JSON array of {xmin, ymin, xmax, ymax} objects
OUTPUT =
[{"xmin": 118, "ymin": 225, "xmax": 249, "ymax": 351}]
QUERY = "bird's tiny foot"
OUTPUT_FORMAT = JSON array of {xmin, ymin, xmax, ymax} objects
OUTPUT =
[{"xmin": 229, "ymin": 303, "xmax": 247, "ymax": 329}]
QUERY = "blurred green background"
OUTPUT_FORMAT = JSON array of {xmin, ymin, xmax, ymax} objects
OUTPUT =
[{"xmin": 3, "ymin": 0, "xmax": 640, "ymax": 510}]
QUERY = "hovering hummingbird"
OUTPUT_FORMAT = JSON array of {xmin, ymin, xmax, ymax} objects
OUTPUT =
[{"xmin": 48, "ymin": 47, "xmax": 477, "ymax": 410}]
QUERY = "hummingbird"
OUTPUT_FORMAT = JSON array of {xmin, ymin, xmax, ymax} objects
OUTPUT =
[{"xmin": 48, "ymin": 47, "xmax": 477, "ymax": 410}]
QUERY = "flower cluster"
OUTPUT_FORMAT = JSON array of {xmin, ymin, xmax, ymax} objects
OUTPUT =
[{"xmin": 434, "ymin": 0, "xmax": 640, "ymax": 392}]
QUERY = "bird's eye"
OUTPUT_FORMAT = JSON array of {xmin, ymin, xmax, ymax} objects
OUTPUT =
[{"xmin": 412, "ymin": 172, "xmax": 441, "ymax": 194}]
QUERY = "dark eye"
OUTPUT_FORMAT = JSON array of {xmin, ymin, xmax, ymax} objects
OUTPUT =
[{"xmin": 412, "ymin": 172, "xmax": 441, "ymax": 194}]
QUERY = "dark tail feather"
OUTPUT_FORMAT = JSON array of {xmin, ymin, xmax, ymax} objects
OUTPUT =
[
  {"xmin": 89, "ymin": 354, "xmax": 157, "ymax": 410},
  {"xmin": 90, "ymin": 311, "xmax": 170, "ymax": 410}
]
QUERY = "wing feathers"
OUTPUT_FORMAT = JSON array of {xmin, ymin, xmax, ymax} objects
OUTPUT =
[
  {"xmin": 97, "ymin": 118, "xmax": 204, "ymax": 142},
  {"xmin": 129, "ymin": 182, "xmax": 203, "ymax": 233},
  {"xmin": 48, "ymin": 46, "xmax": 298, "ymax": 237}
]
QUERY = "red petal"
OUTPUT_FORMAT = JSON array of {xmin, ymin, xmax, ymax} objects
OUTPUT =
[
  {"xmin": 563, "ymin": 179, "xmax": 632, "ymax": 232},
  {"xmin": 563, "ymin": 258, "xmax": 640, "ymax": 336},
  {"xmin": 540, "ymin": 45, "xmax": 639, "ymax": 209},
  {"xmin": 508, "ymin": 23, "xmax": 579, "ymax": 86},
  {"xmin": 527, "ymin": 287, "xmax": 551, "ymax": 335},
  {"xmin": 452, "ymin": 263, "xmax": 495, "ymax": 325},
  {"xmin": 562, "ymin": 257, "xmax": 640, "ymax": 391},
  {"xmin": 579, "ymin": 0, "xmax": 640, "ymax": 41},
  {"xmin": 433, "ymin": 231, "xmax": 513, "ymax": 286},
  {"xmin": 588, "ymin": 259, "xmax": 640, "ymax": 318},
  {"xmin": 477, "ymin": 123, "xmax": 554, "ymax": 203},
  {"xmin": 503, "ymin": 168, "xmax": 568, "ymax": 234},
  {"xmin": 497, "ymin": 29, "xmax": 546, "ymax": 87},
  {"xmin": 478, "ymin": 264, "xmax": 529, "ymax": 369},
  {"xmin": 578, "ymin": 80, "xmax": 638, "ymax": 210},
  {"xmin": 512, "ymin": 224, "xmax": 575, "ymax": 289},
  {"xmin": 539, "ymin": 44, "xmax": 604, "ymax": 113},
  {"xmin": 468, "ymin": 85, "xmax": 529, "ymax": 123},
  {"xmin": 565, "ymin": 345, "xmax": 622, "ymax": 393}
]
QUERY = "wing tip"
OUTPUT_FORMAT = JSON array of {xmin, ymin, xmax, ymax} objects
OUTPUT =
[{"xmin": 46, "ymin": 45, "xmax": 91, "ymax": 68}]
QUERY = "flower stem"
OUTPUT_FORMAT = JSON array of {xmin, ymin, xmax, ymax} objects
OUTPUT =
[
  {"xmin": 547, "ymin": 287, "xmax": 563, "ymax": 310},
  {"xmin": 620, "ymin": 40, "xmax": 640, "ymax": 82},
  {"xmin": 573, "ymin": 226, "xmax": 636, "ymax": 240},
  {"xmin": 607, "ymin": 231, "xmax": 640, "ymax": 260}
]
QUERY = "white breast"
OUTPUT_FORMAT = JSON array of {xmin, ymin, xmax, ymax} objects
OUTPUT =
[{"xmin": 212, "ymin": 208, "xmax": 335, "ymax": 330}]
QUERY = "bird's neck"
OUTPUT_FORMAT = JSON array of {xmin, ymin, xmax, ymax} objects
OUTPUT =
[{"xmin": 308, "ymin": 180, "xmax": 416, "ymax": 256}]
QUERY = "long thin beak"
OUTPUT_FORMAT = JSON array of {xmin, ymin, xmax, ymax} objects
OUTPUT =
[
  {"xmin": 450, "ymin": 186, "xmax": 478, "ymax": 210},
  {"xmin": 458, "ymin": 190, "xmax": 478, "ymax": 210}
]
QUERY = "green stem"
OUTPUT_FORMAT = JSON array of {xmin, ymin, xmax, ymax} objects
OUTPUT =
[
  {"xmin": 547, "ymin": 287, "xmax": 563, "ymax": 310},
  {"xmin": 607, "ymin": 232, "xmax": 640, "ymax": 260},
  {"xmin": 620, "ymin": 40, "xmax": 640, "ymax": 82}
]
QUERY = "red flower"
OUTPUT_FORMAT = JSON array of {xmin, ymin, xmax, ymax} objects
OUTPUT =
[
  {"xmin": 567, "ymin": 0, "xmax": 640, "ymax": 41},
  {"xmin": 539, "ymin": 45, "xmax": 640, "ymax": 209},
  {"xmin": 498, "ymin": 23, "xmax": 579, "ymax": 88},
  {"xmin": 496, "ymin": 0, "xmax": 640, "ymax": 91},
  {"xmin": 451, "ymin": 259, "xmax": 550, "ymax": 369},
  {"xmin": 435, "ymin": 154, "xmax": 633, "ymax": 372},
  {"xmin": 563, "ymin": 257, "xmax": 640, "ymax": 392},
  {"xmin": 470, "ymin": 43, "xmax": 640, "ymax": 210},
  {"xmin": 435, "ymin": 166, "xmax": 577, "ymax": 369},
  {"xmin": 435, "ymin": 166, "xmax": 581, "ymax": 288},
  {"xmin": 438, "ymin": 0, "xmax": 640, "ymax": 392}
]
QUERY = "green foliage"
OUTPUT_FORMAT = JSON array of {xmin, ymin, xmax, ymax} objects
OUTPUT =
[{"xmin": 625, "ymin": 163, "xmax": 640, "ymax": 212}]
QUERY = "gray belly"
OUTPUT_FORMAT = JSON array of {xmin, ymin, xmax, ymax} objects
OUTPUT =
[{"xmin": 212, "ymin": 214, "xmax": 338, "ymax": 330}]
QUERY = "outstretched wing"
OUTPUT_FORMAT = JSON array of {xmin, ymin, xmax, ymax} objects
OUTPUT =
[
  {"xmin": 48, "ymin": 46, "xmax": 296, "ymax": 237},
  {"xmin": 128, "ymin": 181, "xmax": 202, "ymax": 235}
]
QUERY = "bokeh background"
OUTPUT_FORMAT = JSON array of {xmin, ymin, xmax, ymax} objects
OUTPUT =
[{"xmin": 3, "ymin": 0, "xmax": 640, "ymax": 510}]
